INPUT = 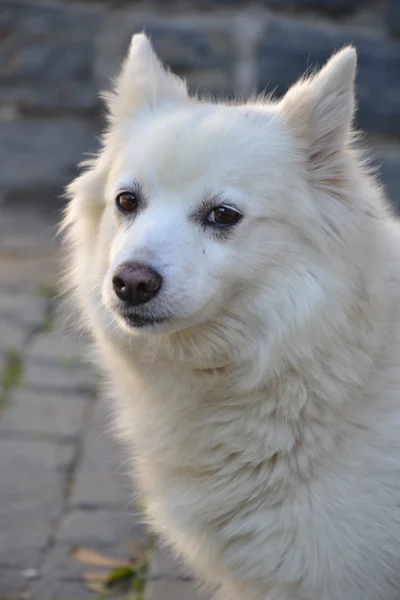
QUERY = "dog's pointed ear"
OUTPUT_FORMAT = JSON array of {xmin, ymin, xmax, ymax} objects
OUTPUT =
[
  {"xmin": 281, "ymin": 47, "xmax": 357, "ymax": 161},
  {"xmin": 104, "ymin": 33, "xmax": 188, "ymax": 120}
]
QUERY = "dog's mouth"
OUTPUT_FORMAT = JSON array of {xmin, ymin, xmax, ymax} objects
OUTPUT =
[
  {"xmin": 103, "ymin": 293, "xmax": 174, "ymax": 330},
  {"xmin": 123, "ymin": 313, "xmax": 171, "ymax": 328},
  {"xmin": 113, "ymin": 306, "xmax": 172, "ymax": 329}
]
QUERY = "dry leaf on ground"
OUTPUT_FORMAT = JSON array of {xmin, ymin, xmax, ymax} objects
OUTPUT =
[{"xmin": 71, "ymin": 547, "xmax": 126, "ymax": 569}]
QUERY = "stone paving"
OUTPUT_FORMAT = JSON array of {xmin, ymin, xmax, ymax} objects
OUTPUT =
[{"xmin": 0, "ymin": 204, "xmax": 204, "ymax": 599}]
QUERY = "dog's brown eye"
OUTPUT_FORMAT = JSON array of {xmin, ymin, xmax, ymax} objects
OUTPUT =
[
  {"xmin": 207, "ymin": 206, "xmax": 242, "ymax": 227},
  {"xmin": 116, "ymin": 192, "xmax": 139, "ymax": 213}
]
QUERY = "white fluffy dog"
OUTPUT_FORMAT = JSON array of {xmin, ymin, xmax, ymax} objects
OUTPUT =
[{"xmin": 62, "ymin": 34, "xmax": 400, "ymax": 600}]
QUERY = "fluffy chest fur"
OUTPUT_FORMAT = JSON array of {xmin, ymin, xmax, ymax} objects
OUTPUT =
[{"xmin": 98, "ymin": 329, "xmax": 400, "ymax": 600}]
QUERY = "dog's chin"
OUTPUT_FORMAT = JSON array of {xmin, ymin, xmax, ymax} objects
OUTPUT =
[
  {"xmin": 111, "ymin": 305, "xmax": 212, "ymax": 336},
  {"xmin": 113, "ymin": 309, "xmax": 176, "ymax": 334},
  {"xmin": 105, "ymin": 295, "xmax": 213, "ymax": 336}
]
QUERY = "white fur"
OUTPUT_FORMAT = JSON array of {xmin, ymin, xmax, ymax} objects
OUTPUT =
[{"xmin": 62, "ymin": 35, "xmax": 400, "ymax": 600}]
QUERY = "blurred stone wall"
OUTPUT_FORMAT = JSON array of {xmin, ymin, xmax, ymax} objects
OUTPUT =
[{"xmin": 1, "ymin": 0, "xmax": 400, "ymax": 212}]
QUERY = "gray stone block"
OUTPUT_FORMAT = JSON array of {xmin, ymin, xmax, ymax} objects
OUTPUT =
[
  {"xmin": 165, "ymin": 0, "xmax": 358, "ymax": 6},
  {"xmin": 0, "ymin": 205, "xmax": 58, "ymax": 244},
  {"xmin": 0, "ymin": 221, "xmax": 57, "ymax": 256},
  {"xmin": 0, "ymin": 255, "xmax": 55, "ymax": 292},
  {"xmin": 96, "ymin": 14, "xmax": 235, "ymax": 96},
  {"xmin": 0, "ymin": 257, "xmax": 56, "ymax": 297},
  {"xmin": 0, "ymin": 117, "xmax": 98, "ymax": 195},
  {"xmin": 0, "ymin": 2, "xmax": 102, "ymax": 112},
  {"xmin": 387, "ymin": 0, "xmax": 400, "ymax": 36},
  {"xmin": 0, "ymin": 388, "xmax": 88, "ymax": 439},
  {"xmin": 170, "ymin": 0, "xmax": 247, "ymax": 4},
  {"xmin": 71, "ymin": 404, "xmax": 130, "ymax": 509},
  {"xmin": 0, "ymin": 292, "xmax": 47, "ymax": 327},
  {"xmin": 23, "ymin": 361, "xmax": 95, "ymax": 394},
  {"xmin": 0, "ymin": 566, "xmax": 28, "ymax": 596},
  {"xmin": 0, "ymin": 438, "xmax": 74, "ymax": 569},
  {"xmin": 376, "ymin": 155, "xmax": 400, "ymax": 214},
  {"xmin": 57, "ymin": 509, "xmax": 147, "ymax": 548},
  {"xmin": 0, "ymin": 317, "xmax": 28, "ymax": 352},
  {"xmin": 27, "ymin": 331, "xmax": 87, "ymax": 365},
  {"xmin": 265, "ymin": 0, "xmax": 360, "ymax": 13},
  {"xmin": 145, "ymin": 579, "xmax": 207, "ymax": 600},
  {"xmin": 30, "ymin": 577, "xmax": 99, "ymax": 600},
  {"xmin": 148, "ymin": 544, "xmax": 193, "ymax": 581},
  {"xmin": 0, "ymin": 233, "xmax": 57, "ymax": 258},
  {"xmin": 257, "ymin": 16, "xmax": 400, "ymax": 136}
]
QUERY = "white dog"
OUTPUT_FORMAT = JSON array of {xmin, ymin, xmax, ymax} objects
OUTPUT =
[{"xmin": 62, "ymin": 34, "xmax": 400, "ymax": 600}]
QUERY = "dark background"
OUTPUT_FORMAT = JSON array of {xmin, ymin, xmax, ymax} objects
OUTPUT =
[{"xmin": 1, "ymin": 0, "xmax": 400, "ymax": 214}]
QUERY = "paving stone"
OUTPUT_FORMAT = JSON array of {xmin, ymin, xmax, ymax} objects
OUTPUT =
[
  {"xmin": 257, "ymin": 16, "xmax": 400, "ymax": 136},
  {"xmin": 0, "ymin": 292, "xmax": 47, "ymax": 327},
  {"xmin": 96, "ymin": 14, "xmax": 235, "ymax": 96},
  {"xmin": 71, "ymin": 403, "xmax": 130, "ymax": 509},
  {"xmin": 264, "ymin": 0, "xmax": 359, "ymax": 13},
  {"xmin": 0, "ymin": 566, "xmax": 28, "ymax": 596},
  {"xmin": 0, "ymin": 1, "xmax": 102, "ymax": 112},
  {"xmin": 23, "ymin": 361, "xmax": 95, "ymax": 394},
  {"xmin": 0, "ymin": 438, "xmax": 74, "ymax": 569},
  {"xmin": 0, "ymin": 117, "xmax": 98, "ymax": 196},
  {"xmin": 0, "ymin": 231, "xmax": 57, "ymax": 256},
  {"xmin": 57, "ymin": 509, "xmax": 147, "ymax": 548},
  {"xmin": 30, "ymin": 577, "xmax": 98, "ymax": 600},
  {"xmin": 387, "ymin": 0, "xmax": 400, "ymax": 36},
  {"xmin": 147, "ymin": 22, "xmax": 235, "ymax": 95},
  {"xmin": 0, "ymin": 317, "xmax": 28, "ymax": 352},
  {"xmin": 0, "ymin": 256, "xmax": 55, "ymax": 292},
  {"xmin": 145, "ymin": 579, "xmax": 207, "ymax": 600},
  {"xmin": 26, "ymin": 331, "xmax": 87, "ymax": 365},
  {"xmin": 71, "ymin": 450, "xmax": 128, "ymax": 510},
  {"xmin": 168, "ymin": 0, "xmax": 358, "ymax": 6},
  {"xmin": 148, "ymin": 544, "xmax": 193, "ymax": 581},
  {"xmin": 376, "ymin": 154, "xmax": 400, "ymax": 213},
  {"xmin": 170, "ymin": 0, "xmax": 248, "ymax": 3},
  {"xmin": 0, "ymin": 388, "xmax": 88, "ymax": 439},
  {"xmin": 0, "ymin": 205, "xmax": 58, "ymax": 240}
]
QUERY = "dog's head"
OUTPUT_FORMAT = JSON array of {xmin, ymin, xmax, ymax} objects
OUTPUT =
[{"xmin": 65, "ymin": 35, "xmax": 373, "ymax": 361}]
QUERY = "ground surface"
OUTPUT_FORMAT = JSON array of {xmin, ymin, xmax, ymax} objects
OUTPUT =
[{"xmin": 0, "ymin": 202, "xmax": 204, "ymax": 600}]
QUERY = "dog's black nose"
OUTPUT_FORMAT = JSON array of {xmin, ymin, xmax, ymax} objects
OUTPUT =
[{"xmin": 112, "ymin": 262, "xmax": 162, "ymax": 306}]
